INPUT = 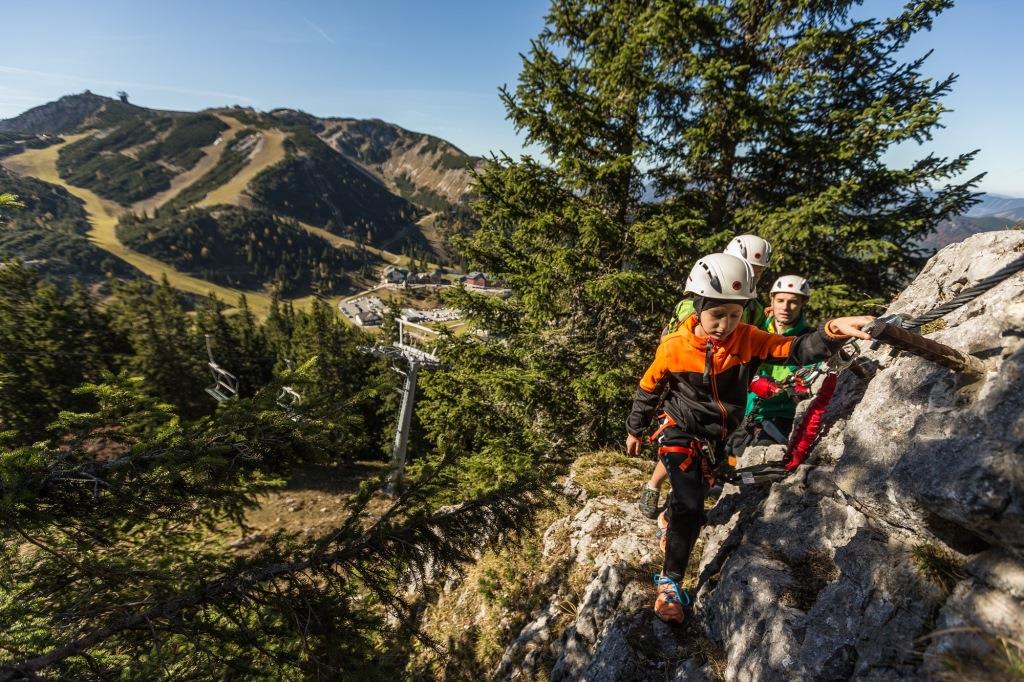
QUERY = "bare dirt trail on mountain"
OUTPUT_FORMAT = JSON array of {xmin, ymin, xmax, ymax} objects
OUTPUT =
[
  {"xmin": 197, "ymin": 127, "xmax": 287, "ymax": 208},
  {"xmin": 296, "ymin": 220, "xmax": 403, "ymax": 266},
  {"xmin": 130, "ymin": 114, "xmax": 244, "ymax": 214},
  {"xmin": 296, "ymin": 220, "xmax": 452, "ymax": 278},
  {"xmin": 2, "ymin": 136, "xmax": 285, "ymax": 316}
]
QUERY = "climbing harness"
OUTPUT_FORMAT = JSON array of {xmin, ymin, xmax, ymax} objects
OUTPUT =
[{"xmin": 649, "ymin": 414, "xmax": 717, "ymax": 486}]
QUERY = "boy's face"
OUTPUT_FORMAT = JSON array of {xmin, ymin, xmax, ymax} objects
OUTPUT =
[
  {"xmin": 771, "ymin": 292, "xmax": 805, "ymax": 326},
  {"xmin": 698, "ymin": 303, "xmax": 744, "ymax": 341}
]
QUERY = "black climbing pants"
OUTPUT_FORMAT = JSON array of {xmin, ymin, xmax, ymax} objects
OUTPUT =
[{"xmin": 657, "ymin": 424, "xmax": 711, "ymax": 580}]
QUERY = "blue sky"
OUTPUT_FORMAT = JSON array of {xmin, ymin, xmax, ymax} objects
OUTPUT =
[{"xmin": 2, "ymin": 1, "xmax": 1022, "ymax": 195}]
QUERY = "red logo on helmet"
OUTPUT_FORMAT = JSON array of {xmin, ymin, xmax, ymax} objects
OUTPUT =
[
  {"xmin": 754, "ymin": 253, "xmax": 762, "ymax": 260},
  {"xmin": 732, "ymin": 281, "xmax": 742, "ymax": 290},
  {"xmin": 788, "ymin": 283, "xmax": 794, "ymax": 288}
]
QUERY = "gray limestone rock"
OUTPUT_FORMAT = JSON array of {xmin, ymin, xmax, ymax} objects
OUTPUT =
[{"xmin": 920, "ymin": 548, "xmax": 1024, "ymax": 679}]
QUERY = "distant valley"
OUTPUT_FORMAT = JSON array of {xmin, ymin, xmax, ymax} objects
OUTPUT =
[{"xmin": 919, "ymin": 195, "xmax": 1023, "ymax": 253}]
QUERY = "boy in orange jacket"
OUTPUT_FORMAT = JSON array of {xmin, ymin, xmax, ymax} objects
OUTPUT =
[{"xmin": 626, "ymin": 253, "xmax": 873, "ymax": 624}]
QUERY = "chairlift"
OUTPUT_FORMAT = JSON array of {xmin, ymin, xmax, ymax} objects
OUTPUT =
[
  {"xmin": 204, "ymin": 334, "xmax": 239, "ymax": 403},
  {"xmin": 275, "ymin": 359, "xmax": 303, "ymax": 419},
  {"xmin": 359, "ymin": 320, "xmax": 442, "ymax": 497},
  {"xmin": 395, "ymin": 318, "xmax": 441, "ymax": 363}
]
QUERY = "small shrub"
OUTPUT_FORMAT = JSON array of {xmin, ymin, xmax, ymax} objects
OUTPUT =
[
  {"xmin": 779, "ymin": 548, "xmax": 840, "ymax": 611},
  {"xmin": 911, "ymin": 543, "xmax": 966, "ymax": 594},
  {"xmin": 919, "ymin": 319, "xmax": 947, "ymax": 335}
]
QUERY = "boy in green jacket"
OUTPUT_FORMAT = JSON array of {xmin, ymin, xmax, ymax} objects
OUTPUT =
[{"xmin": 743, "ymin": 275, "xmax": 814, "ymax": 443}]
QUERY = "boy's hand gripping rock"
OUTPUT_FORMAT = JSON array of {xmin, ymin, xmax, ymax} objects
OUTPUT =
[{"xmin": 826, "ymin": 315, "xmax": 875, "ymax": 340}]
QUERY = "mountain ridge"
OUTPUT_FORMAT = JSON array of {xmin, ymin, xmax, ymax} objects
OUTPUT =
[{"xmin": 0, "ymin": 92, "xmax": 475, "ymax": 300}]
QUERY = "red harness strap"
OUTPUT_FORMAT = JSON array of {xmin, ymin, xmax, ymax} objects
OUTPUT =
[
  {"xmin": 651, "ymin": 414, "xmax": 717, "ymax": 486},
  {"xmin": 658, "ymin": 445, "xmax": 694, "ymax": 454},
  {"xmin": 658, "ymin": 443, "xmax": 716, "ymax": 487},
  {"xmin": 647, "ymin": 413, "xmax": 677, "ymax": 444},
  {"xmin": 659, "ymin": 444, "xmax": 697, "ymax": 476}
]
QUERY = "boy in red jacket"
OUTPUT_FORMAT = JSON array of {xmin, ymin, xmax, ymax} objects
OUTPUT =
[{"xmin": 626, "ymin": 253, "xmax": 873, "ymax": 623}]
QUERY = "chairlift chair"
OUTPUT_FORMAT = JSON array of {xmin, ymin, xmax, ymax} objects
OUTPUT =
[
  {"xmin": 204, "ymin": 334, "xmax": 239, "ymax": 403},
  {"xmin": 275, "ymin": 359, "xmax": 303, "ymax": 419}
]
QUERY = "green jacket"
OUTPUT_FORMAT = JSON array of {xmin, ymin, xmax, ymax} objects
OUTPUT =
[
  {"xmin": 744, "ymin": 314, "xmax": 813, "ymax": 421},
  {"xmin": 663, "ymin": 297, "xmax": 767, "ymax": 338}
]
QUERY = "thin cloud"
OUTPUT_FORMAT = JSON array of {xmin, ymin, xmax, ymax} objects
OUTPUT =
[
  {"xmin": 0, "ymin": 65, "xmax": 256, "ymax": 104},
  {"xmin": 303, "ymin": 18, "xmax": 335, "ymax": 44}
]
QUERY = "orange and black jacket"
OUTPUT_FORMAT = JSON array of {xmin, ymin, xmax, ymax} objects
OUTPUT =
[{"xmin": 627, "ymin": 315, "xmax": 848, "ymax": 442}]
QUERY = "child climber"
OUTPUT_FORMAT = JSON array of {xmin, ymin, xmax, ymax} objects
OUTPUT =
[
  {"xmin": 626, "ymin": 253, "xmax": 874, "ymax": 624},
  {"xmin": 743, "ymin": 274, "xmax": 816, "ymax": 444},
  {"xmin": 661, "ymin": 234, "xmax": 774, "ymax": 337},
  {"xmin": 640, "ymin": 235, "xmax": 774, "ymax": 520}
]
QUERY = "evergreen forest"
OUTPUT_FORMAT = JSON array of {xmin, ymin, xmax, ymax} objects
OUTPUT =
[{"xmin": 116, "ymin": 206, "xmax": 370, "ymax": 296}]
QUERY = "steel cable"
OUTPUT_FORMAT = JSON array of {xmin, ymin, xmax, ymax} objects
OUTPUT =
[{"xmin": 906, "ymin": 253, "xmax": 1024, "ymax": 329}]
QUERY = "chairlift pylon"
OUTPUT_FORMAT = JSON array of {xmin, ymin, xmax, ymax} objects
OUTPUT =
[{"xmin": 360, "ymin": 319, "xmax": 442, "ymax": 497}]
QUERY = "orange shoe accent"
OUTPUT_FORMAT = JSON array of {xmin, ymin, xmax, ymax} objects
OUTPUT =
[
  {"xmin": 656, "ymin": 511, "xmax": 669, "ymax": 554},
  {"xmin": 653, "ymin": 574, "xmax": 688, "ymax": 624}
]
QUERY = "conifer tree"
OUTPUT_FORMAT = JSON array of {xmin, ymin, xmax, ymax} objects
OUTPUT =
[
  {"xmin": 0, "ymin": 263, "xmax": 119, "ymax": 442},
  {"xmin": 230, "ymin": 295, "xmax": 274, "ymax": 385},
  {"xmin": 195, "ymin": 294, "xmax": 274, "ymax": 397},
  {"xmin": 447, "ymin": 0, "xmax": 978, "ymax": 454},
  {"xmin": 646, "ymin": 0, "xmax": 979, "ymax": 315},
  {"xmin": 107, "ymin": 277, "xmax": 208, "ymax": 417},
  {"xmin": 0, "ymin": 374, "xmax": 542, "ymax": 680},
  {"xmin": 289, "ymin": 300, "xmax": 394, "ymax": 459},
  {"xmin": 263, "ymin": 293, "xmax": 297, "ymax": 371},
  {"xmin": 450, "ymin": 0, "xmax": 686, "ymax": 451}
]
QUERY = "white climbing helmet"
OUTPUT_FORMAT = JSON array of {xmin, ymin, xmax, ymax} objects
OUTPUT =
[
  {"xmin": 724, "ymin": 234, "xmax": 773, "ymax": 267},
  {"xmin": 770, "ymin": 275, "xmax": 811, "ymax": 298},
  {"xmin": 685, "ymin": 253, "xmax": 757, "ymax": 301}
]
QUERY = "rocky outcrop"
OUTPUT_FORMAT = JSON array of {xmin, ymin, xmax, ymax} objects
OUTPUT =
[
  {"xmin": 319, "ymin": 118, "xmax": 479, "ymax": 206},
  {"xmin": 482, "ymin": 453, "xmax": 725, "ymax": 681},
  {"xmin": 0, "ymin": 91, "xmax": 136, "ymax": 135},
  {"xmin": 492, "ymin": 230, "xmax": 1024, "ymax": 680}
]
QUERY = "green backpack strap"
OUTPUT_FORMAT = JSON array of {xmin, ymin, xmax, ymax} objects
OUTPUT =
[{"xmin": 667, "ymin": 298, "xmax": 694, "ymax": 332}]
